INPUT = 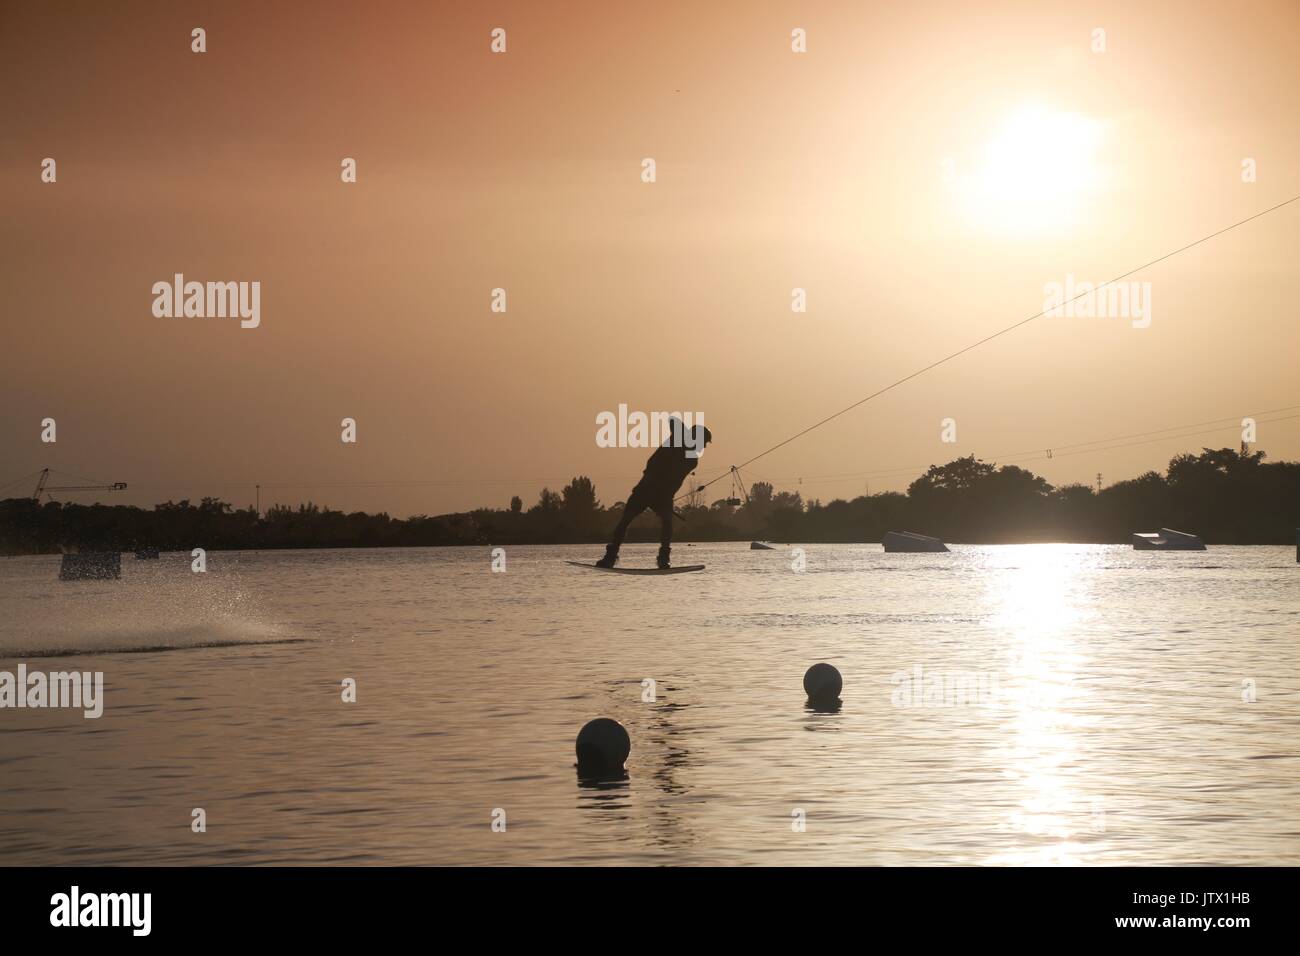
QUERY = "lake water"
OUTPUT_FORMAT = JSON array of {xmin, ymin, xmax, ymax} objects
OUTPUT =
[{"xmin": 1, "ymin": 543, "xmax": 1297, "ymax": 865}]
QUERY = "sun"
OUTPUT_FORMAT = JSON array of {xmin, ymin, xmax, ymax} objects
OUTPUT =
[{"xmin": 951, "ymin": 104, "xmax": 1106, "ymax": 236}]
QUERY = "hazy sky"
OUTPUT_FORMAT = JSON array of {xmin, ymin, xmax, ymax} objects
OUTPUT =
[{"xmin": 2, "ymin": 0, "xmax": 1298, "ymax": 516}]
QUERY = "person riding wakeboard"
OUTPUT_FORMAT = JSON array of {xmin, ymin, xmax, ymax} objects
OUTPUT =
[{"xmin": 596, "ymin": 419, "xmax": 712, "ymax": 569}]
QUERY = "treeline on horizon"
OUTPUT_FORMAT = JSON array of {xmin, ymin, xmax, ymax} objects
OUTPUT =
[{"xmin": 2, "ymin": 447, "xmax": 1298, "ymax": 556}]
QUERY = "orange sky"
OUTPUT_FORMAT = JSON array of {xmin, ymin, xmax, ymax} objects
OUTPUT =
[{"xmin": 2, "ymin": 0, "xmax": 1298, "ymax": 516}]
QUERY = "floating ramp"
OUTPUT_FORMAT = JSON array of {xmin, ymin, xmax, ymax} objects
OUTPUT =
[
  {"xmin": 1132, "ymin": 528, "xmax": 1206, "ymax": 551},
  {"xmin": 883, "ymin": 531, "xmax": 950, "ymax": 553}
]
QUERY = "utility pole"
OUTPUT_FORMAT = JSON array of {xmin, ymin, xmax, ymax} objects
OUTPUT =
[
  {"xmin": 255, "ymin": 484, "xmax": 260, "ymax": 517},
  {"xmin": 1096, "ymin": 472, "xmax": 1103, "ymax": 494}
]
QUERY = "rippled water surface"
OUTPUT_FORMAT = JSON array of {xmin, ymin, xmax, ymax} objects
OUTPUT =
[{"xmin": 1, "ymin": 544, "xmax": 1297, "ymax": 865}]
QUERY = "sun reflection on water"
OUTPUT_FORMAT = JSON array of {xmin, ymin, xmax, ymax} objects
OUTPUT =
[{"xmin": 980, "ymin": 545, "xmax": 1100, "ymax": 865}]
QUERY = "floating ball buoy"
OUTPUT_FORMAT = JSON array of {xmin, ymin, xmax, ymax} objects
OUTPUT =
[
  {"xmin": 803, "ymin": 663, "xmax": 842, "ymax": 703},
  {"xmin": 575, "ymin": 717, "xmax": 630, "ymax": 773}
]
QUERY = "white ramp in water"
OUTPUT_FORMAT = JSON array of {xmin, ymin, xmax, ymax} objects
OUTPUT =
[
  {"xmin": 882, "ymin": 531, "xmax": 950, "ymax": 553},
  {"xmin": 1132, "ymin": 528, "xmax": 1206, "ymax": 551}
]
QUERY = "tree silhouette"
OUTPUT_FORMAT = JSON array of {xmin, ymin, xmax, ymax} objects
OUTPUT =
[
  {"xmin": 3, "ymin": 447, "xmax": 1297, "ymax": 554},
  {"xmin": 561, "ymin": 476, "xmax": 599, "ymax": 514}
]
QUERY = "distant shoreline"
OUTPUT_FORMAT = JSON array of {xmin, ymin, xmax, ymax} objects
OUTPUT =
[
  {"xmin": 4, "ymin": 447, "xmax": 1297, "ymax": 556},
  {"xmin": 5, "ymin": 539, "xmax": 1299, "ymax": 559}
]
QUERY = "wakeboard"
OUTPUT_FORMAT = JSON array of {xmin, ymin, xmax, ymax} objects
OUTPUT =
[{"xmin": 567, "ymin": 561, "xmax": 705, "ymax": 575}]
